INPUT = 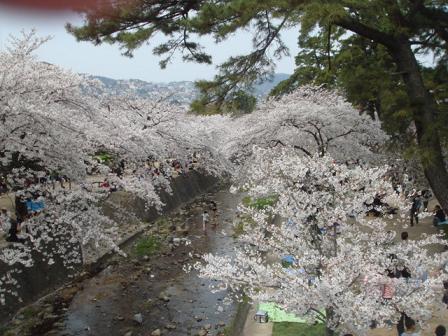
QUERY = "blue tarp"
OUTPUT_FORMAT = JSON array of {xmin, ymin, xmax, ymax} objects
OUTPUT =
[{"xmin": 26, "ymin": 200, "xmax": 45, "ymax": 212}]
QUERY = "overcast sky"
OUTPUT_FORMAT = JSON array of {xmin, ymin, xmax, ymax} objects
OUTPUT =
[{"xmin": 0, "ymin": 5, "xmax": 299, "ymax": 82}]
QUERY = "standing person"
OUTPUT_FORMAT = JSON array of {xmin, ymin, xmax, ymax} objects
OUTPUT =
[
  {"xmin": 15, "ymin": 194, "xmax": 28, "ymax": 224},
  {"xmin": 398, "ymin": 231, "xmax": 412, "ymax": 279},
  {"xmin": 422, "ymin": 189, "xmax": 432, "ymax": 211},
  {"xmin": 400, "ymin": 317, "xmax": 420, "ymax": 336},
  {"xmin": 4, "ymin": 204, "xmax": 24, "ymax": 243},
  {"xmin": 50, "ymin": 171, "xmax": 57, "ymax": 190},
  {"xmin": 435, "ymin": 325, "xmax": 446, "ymax": 336},
  {"xmin": 397, "ymin": 313, "xmax": 407, "ymax": 336},
  {"xmin": 410, "ymin": 195, "xmax": 421, "ymax": 226},
  {"xmin": 115, "ymin": 160, "xmax": 125, "ymax": 178},
  {"xmin": 210, "ymin": 200, "xmax": 218, "ymax": 226},
  {"xmin": 442, "ymin": 281, "xmax": 448, "ymax": 308},
  {"xmin": 403, "ymin": 174, "xmax": 412, "ymax": 197},
  {"xmin": 6, "ymin": 218, "xmax": 20, "ymax": 243},
  {"xmin": 58, "ymin": 175, "xmax": 65, "ymax": 189},
  {"xmin": 154, "ymin": 160, "xmax": 160, "ymax": 171},
  {"xmin": 0, "ymin": 179, "xmax": 7, "ymax": 194},
  {"xmin": 202, "ymin": 210, "xmax": 209, "ymax": 234}
]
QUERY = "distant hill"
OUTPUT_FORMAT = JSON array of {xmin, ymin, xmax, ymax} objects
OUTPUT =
[
  {"xmin": 253, "ymin": 73, "xmax": 290, "ymax": 97},
  {"xmin": 86, "ymin": 75, "xmax": 197, "ymax": 105},
  {"xmin": 86, "ymin": 73, "xmax": 291, "ymax": 105}
]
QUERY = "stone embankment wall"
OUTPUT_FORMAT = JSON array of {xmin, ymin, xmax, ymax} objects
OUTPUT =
[
  {"xmin": 0, "ymin": 171, "xmax": 218, "ymax": 323},
  {"xmin": 127, "ymin": 171, "xmax": 218, "ymax": 221}
]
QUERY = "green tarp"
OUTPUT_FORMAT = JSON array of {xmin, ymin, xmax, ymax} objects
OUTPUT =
[{"xmin": 258, "ymin": 303, "xmax": 324, "ymax": 324}]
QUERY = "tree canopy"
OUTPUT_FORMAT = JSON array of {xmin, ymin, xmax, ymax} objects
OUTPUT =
[
  {"xmin": 68, "ymin": 0, "xmax": 447, "ymax": 111},
  {"xmin": 68, "ymin": 0, "xmax": 448, "ymax": 213}
]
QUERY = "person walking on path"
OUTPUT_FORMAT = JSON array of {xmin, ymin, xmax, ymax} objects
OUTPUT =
[
  {"xmin": 210, "ymin": 200, "xmax": 218, "ymax": 227},
  {"xmin": 422, "ymin": 189, "xmax": 432, "ymax": 211},
  {"xmin": 410, "ymin": 194, "xmax": 422, "ymax": 226},
  {"xmin": 202, "ymin": 210, "xmax": 209, "ymax": 234}
]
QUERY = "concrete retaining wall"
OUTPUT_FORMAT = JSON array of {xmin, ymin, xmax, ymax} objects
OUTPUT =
[{"xmin": 0, "ymin": 171, "xmax": 218, "ymax": 323}]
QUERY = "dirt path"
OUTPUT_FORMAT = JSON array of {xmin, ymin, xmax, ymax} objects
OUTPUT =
[
  {"xmin": 242, "ymin": 305, "xmax": 273, "ymax": 336},
  {"xmin": 50, "ymin": 187, "xmax": 243, "ymax": 336}
]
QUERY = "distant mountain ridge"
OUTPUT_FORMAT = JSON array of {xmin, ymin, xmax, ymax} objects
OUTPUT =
[
  {"xmin": 87, "ymin": 73, "xmax": 291, "ymax": 105},
  {"xmin": 253, "ymin": 73, "xmax": 290, "ymax": 96}
]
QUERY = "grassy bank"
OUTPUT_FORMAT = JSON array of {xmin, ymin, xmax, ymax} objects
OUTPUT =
[{"xmin": 272, "ymin": 322, "xmax": 325, "ymax": 336}]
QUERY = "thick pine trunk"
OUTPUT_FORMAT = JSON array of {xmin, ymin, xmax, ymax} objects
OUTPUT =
[{"xmin": 391, "ymin": 40, "xmax": 448, "ymax": 212}]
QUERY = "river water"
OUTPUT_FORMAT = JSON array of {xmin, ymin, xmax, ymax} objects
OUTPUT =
[{"xmin": 57, "ymin": 188, "xmax": 242, "ymax": 336}]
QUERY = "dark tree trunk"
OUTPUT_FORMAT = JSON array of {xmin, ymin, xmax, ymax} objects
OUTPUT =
[
  {"xmin": 391, "ymin": 39, "xmax": 448, "ymax": 212},
  {"xmin": 325, "ymin": 308, "xmax": 336, "ymax": 336},
  {"xmin": 326, "ymin": 324, "xmax": 336, "ymax": 336}
]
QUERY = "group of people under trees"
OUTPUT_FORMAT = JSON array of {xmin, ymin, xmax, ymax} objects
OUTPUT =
[
  {"xmin": 408, "ymin": 189, "xmax": 448, "ymax": 227},
  {"xmin": 396, "ymin": 317, "xmax": 446, "ymax": 336},
  {"xmin": 388, "ymin": 167, "xmax": 446, "ymax": 227},
  {"xmin": 144, "ymin": 154, "xmax": 200, "ymax": 179},
  {"xmin": 1, "ymin": 153, "xmax": 203, "ymax": 244},
  {"xmin": 0, "ymin": 172, "xmax": 67, "ymax": 243},
  {"xmin": 92, "ymin": 155, "xmax": 201, "ymax": 194},
  {"xmin": 331, "ymin": 165, "xmax": 448, "ymax": 335},
  {"xmin": 382, "ymin": 228, "xmax": 447, "ymax": 336},
  {"xmin": 366, "ymin": 166, "xmax": 448, "ymax": 228},
  {"xmin": 348, "ymin": 229, "xmax": 446, "ymax": 336}
]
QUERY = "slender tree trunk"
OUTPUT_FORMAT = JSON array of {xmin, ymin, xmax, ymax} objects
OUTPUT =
[
  {"xmin": 325, "ymin": 308, "xmax": 336, "ymax": 336},
  {"xmin": 390, "ymin": 39, "xmax": 448, "ymax": 212}
]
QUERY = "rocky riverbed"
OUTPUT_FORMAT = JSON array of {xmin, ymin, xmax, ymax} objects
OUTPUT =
[{"xmin": 2, "ymin": 186, "xmax": 243, "ymax": 336}]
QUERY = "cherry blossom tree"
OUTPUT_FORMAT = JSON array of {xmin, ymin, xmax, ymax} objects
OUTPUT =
[
  {"xmin": 223, "ymin": 86, "xmax": 388, "ymax": 164},
  {"xmin": 198, "ymin": 148, "xmax": 448, "ymax": 335},
  {"xmin": 97, "ymin": 93, "xmax": 232, "ymax": 173},
  {"xmin": 0, "ymin": 32, "xmax": 121, "ymax": 305},
  {"xmin": 0, "ymin": 31, "xmax": 101, "ymax": 180}
]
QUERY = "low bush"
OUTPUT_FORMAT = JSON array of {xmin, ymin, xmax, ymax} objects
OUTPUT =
[{"xmin": 133, "ymin": 235, "xmax": 160, "ymax": 257}]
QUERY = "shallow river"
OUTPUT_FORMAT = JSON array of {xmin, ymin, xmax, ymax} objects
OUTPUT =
[{"xmin": 59, "ymin": 188, "xmax": 242, "ymax": 336}]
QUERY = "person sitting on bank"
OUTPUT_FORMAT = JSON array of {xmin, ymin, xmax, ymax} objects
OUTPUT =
[
  {"xmin": 100, "ymin": 179, "xmax": 110, "ymax": 189},
  {"xmin": 433, "ymin": 205, "xmax": 447, "ymax": 226},
  {"xmin": 0, "ymin": 208, "xmax": 11, "ymax": 235},
  {"xmin": 109, "ymin": 182, "xmax": 118, "ymax": 192},
  {"xmin": 0, "ymin": 180, "xmax": 8, "ymax": 194},
  {"xmin": 5, "ymin": 215, "xmax": 25, "ymax": 243}
]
